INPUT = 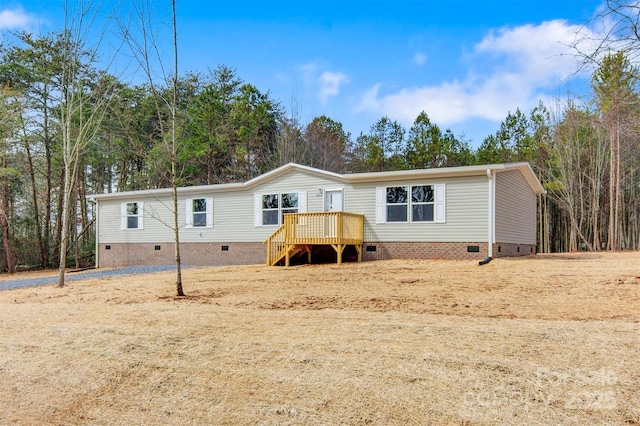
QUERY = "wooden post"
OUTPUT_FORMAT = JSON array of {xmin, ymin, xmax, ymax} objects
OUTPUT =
[{"xmin": 266, "ymin": 239, "xmax": 271, "ymax": 265}]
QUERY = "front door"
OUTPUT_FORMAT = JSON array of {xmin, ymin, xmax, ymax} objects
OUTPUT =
[
  {"xmin": 324, "ymin": 189, "xmax": 343, "ymax": 237},
  {"xmin": 324, "ymin": 189, "xmax": 343, "ymax": 212}
]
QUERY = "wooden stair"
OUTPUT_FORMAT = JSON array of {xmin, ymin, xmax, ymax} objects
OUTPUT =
[{"xmin": 264, "ymin": 212, "xmax": 364, "ymax": 266}]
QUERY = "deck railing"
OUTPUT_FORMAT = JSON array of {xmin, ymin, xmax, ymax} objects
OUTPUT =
[{"xmin": 264, "ymin": 212, "xmax": 364, "ymax": 266}]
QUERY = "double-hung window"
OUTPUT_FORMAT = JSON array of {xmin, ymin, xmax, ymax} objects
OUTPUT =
[
  {"xmin": 376, "ymin": 184, "xmax": 445, "ymax": 223},
  {"xmin": 186, "ymin": 198, "xmax": 213, "ymax": 228},
  {"xmin": 261, "ymin": 194, "xmax": 280, "ymax": 225},
  {"xmin": 411, "ymin": 185, "xmax": 434, "ymax": 222},
  {"xmin": 255, "ymin": 192, "xmax": 306, "ymax": 226},
  {"xmin": 385, "ymin": 186, "xmax": 408, "ymax": 222},
  {"xmin": 121, "ymin": 202, "xmax": 144, "ymax": 230}
]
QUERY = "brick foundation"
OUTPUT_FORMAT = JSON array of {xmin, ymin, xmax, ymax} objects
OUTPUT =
[
  {"xmin": 99, "ymin": 240, "xmax": 536, "ymax": 268},
  {"xmin": 361, "ymin": 242, "xmax": 489, "ymax": 261},
  {"xmin": 493, "ymin": 242, "xmax": 536, "ymax": 257},
  {"xmin": 99, "ymin": 242, "xmax": 266, "ymax": 268}
]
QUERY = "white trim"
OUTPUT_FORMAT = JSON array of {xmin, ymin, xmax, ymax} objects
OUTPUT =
[
  {"xmin": 185, "ymin": 198, "xmax": 193, "ymax": 228},
  {"xmin": 323, "ymin": 187, "xmax": 344, "ymax": 212},
  {"xmin": 121, "ymin": 201, "xmax": 143, "ymax": 230},
  {"xmin": 375, "ymin": 187, "xmax": 386, "ymax": 224},
  {"xmin": 120, "ymin": 203, "xmax": 127, "ymax": 230},
  {"xmin": 206, "ymin": 197, "xmax": 213, "ymax": 227},
  {"xmin": 254, "ymin": 194, "xmax": 262, "ymax": 227},
  {"xmin": 377, "ymin": 185, "xmax": 443, "ymax": 224},
  {"xmin": 254, "ymin": 191, "xmax": 305, "ymax": 226},
  {"xmin": 298, "ymin": 191, "xmax": 307, "ymax": 213},
  {"xmin": 137, "ymin": 201, "xmax": 144, "ymax": 229},
  {"xmin": 434, "ymin": 184, "xmax": 446, "ymax": 223},
  {"xmin": 487, "ymin": 169, "xmax": 495, "ymax": 258},
  {"xmin": 93, "ymin": 199, "xmax": 99, "ymax": 268}
]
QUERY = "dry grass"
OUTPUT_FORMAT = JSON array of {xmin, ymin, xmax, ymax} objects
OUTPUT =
[{"xmin": 0, "ymin": 252, "xmax": 639, "ymax": 425}]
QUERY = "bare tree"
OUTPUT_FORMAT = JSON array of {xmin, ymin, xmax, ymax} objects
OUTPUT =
[
  {"xmin": 57, "ymin": 1, "xmax": 115, "ymax": 287},
  {"xmin": 119, "ymin": 0, "xmax": 184, "ymax": 295},
  {"xmin": 572, "ymin": 4, "xmax": 640, "ymax": 251},
  {"xmin": 304, "ymin": 115, "xmax": 351, "ymax": 173},
  {"xmin": 546, "ymin": 99, "xmax": 599, "ymax": 251},
  {"xmin": 573, "ymin": 1, "xmax": 640, "ymax": 74},
  {"xmin": 591, "ymin": 52, "xmax": 639, "ymax": 250}
]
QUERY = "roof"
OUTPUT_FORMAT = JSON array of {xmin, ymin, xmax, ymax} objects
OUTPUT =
[{"xmin": 89, "ymin": 162, "xmax": 545, "ymax": 201}]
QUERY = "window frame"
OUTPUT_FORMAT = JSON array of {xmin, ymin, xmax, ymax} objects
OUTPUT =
[
  {"xmin": 376, "ymin": 184, "xmax": 445, "ymax": 224},
  {"xmin": 261, "ymin": 193, "xmax": 280, "ymax": 226},
  {"xmin": 121, "ymin": 201, "xmax": 144, "ymax": 230},
  {"xmin": 410, "ymin": 185, "xmax": 435, "ymax": 223},
  {"xmin": 254, "ymin": 191, "xmax": 307, "ymax": 226},
  {"xmin": 385, "ymin": 185, "xmax": 409, "ymax": 223},
  {"xmin": 185, "ymin": 197, "xmax": 213, "ymax": 228}
]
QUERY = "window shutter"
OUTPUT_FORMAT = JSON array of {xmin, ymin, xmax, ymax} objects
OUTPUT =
[
  {"xmin": 120, "ymin": 203, "xmax": 127, "ymax": 230},
  {"xmin": 254, "ymin": 194, "xmax": 262, "ymax": 226},
  {"xmin": 298, "ymin": 191, "xmax": 307, "ymax": 213},
  {"xmin": 375, "ymin": 187, "xmax": 386, "ymax": 224},
  {"xmin": 206, "ymin": 198, "xmax": 213, "ymax": 228},
  {"xmin": 137, "ymin": 202, "xmax": 144, "ymax": 229},
  {"xmin": 434, "ymin": 184, "xmax": 445, "ymax": 223},
  {"xmin": 185, "ymin": 199, "xmax": 193, "ymax": 228}
]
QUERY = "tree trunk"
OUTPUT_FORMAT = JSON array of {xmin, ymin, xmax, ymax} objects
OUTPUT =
[
  {"xmin": 1, "ymin": 155, "xmax": 12, "ymax": 273},
  {"xmin": 21, "ymin": 119, "xmax": 47, "ymax": 269},
  {"xmin": 172, "ymin": 0, "xmax": 184, "ymax": 297},
  {"xmin": 43, "ymin": 85, "xmax": 53, "ymax": 268},
  {"xmin": 57, "ymin": 115, "xmax": 74, "ymax": 287},
  {"xmin": 608, "ymin": 122, "xmax": 616, "ymax": 250},
  {"xmin": 52, "ymin": 166, "xmax": 65, "ymax": 271}
]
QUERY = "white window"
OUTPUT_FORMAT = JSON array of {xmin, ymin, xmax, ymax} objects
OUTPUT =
[
  {"xmin": 376, "ymin": 184, "xmax": 445, "ymax": 224},
  {"xmin": 186, "ymin": 198, "xmax": 213, "ymax": 228},
  {"xmin": 411, "ymin": 185, "xmax": 434, "ymax": 222},
  {"xmin": 121, "ymin": 201, "xmax": 144, "ymax": 230},
  {"xmin": 385, "ymin": 186, "xmax": 408, "ymax": 222},
  {"xmin": 254, "ymin": 192, "xmax": 307, "ymax": 226},
  {"xmin": 262, "ymin": 193, "xmax": 281, "ymax": 225}
]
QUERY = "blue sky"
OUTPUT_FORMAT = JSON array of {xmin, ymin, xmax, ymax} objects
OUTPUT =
[{"xmin": 1, "ymin": 0, "xmax": 606, "ymax": 147}]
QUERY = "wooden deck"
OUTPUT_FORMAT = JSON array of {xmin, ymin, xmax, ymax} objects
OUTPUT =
[{"xmin": 264, "ymin": 212, "xmax": 364, "ymax": 266}]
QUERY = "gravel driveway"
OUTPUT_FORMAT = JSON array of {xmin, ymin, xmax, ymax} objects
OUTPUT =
[{"xmin": 0, "ymin": 265, "xmax": 178, "ymax": 291}]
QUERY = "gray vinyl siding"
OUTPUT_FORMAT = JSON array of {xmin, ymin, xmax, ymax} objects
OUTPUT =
[
  {"xmin": 249, "ymin": 169, "xmax": 344, "ymax": 214},
  {"xmin": 97, "ymin": 168, "xmax": 493, "ymax": 244},
  {"xmin": 348, "ymin": 175, "xmax": 489, "ymax": 242},
  {"xmin": 98, "ymin": 169, "xmax": 347, "ymax": 244},
  {"xmin": 495, "ymin": 169, "xmax": 537, "ymax": 244},
  {"xmin": 98, "ymin": 196, "xmax": 175, "ymax": 244},
  {"xmin": 230, "ymin": 170, "xmax": 344, "ymax": 241}
]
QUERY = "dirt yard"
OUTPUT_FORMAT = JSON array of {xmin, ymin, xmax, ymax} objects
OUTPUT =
[{"xmin": 0, "ymin": 252, "xmax": 639, "ymax": 425}]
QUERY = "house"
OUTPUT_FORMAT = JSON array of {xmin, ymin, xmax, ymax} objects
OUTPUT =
[{"xmin": 89, "ymin": 162, "xmax": 545, "ymax": 268}]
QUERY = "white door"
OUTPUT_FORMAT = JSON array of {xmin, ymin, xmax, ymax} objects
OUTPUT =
[
  {"xmin": 324, "ymin": 190, "xmax": 343, "ymax": 237},
  {"xmin": 324, "ymin": 189, "xmax": 343, "ymax": 212}
]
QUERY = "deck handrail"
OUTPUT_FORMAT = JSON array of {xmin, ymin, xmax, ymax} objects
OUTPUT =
[
  {"xmin": 264, "ymin": 212, "xmax": 364, "ymax": 265},
  {"xmin": 264, "ymin": 224, "xmax": 286, "ymax": 266}
]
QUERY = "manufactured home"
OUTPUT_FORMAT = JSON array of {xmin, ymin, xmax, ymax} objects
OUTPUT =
[{"xmin": 89, "ymin": 162, "xmax": 544, "ymax": 267}]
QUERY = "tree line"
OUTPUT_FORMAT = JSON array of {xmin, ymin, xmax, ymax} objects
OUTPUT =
[{"xmin": 1, "ymin": 8, "xmax": 640, "ymax": 272}]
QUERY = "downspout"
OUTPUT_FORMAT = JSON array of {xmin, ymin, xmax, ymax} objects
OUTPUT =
[{"xmin": 479, "ymin": 169, "xmax": 495, "ymax": 265}]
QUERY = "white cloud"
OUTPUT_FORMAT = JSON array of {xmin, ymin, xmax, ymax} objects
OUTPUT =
[
  {"xmin": 299, "ymin": 61, "xmax": 320, "ymax": 84},
  {"xmin": 318, "ymin": 71, "xmax": 348, "ymax": 104},
  {"xmin": 0, "ymin": 7, "xmax": 33, "ymax": 30},
  {"xmin": 355, "ymin": 19, "xmax": 600, "ymax": 131},
  {"xmin": 474, "ymin": 20, "xmax": 590, "ymax": 85},
  {"xmin": 294, "ymin": 62, "xmax": 350, "ymax": 107},
  {"xmin": 413, "ymin": 52, "xmax": 427, "ymax": 66}
]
